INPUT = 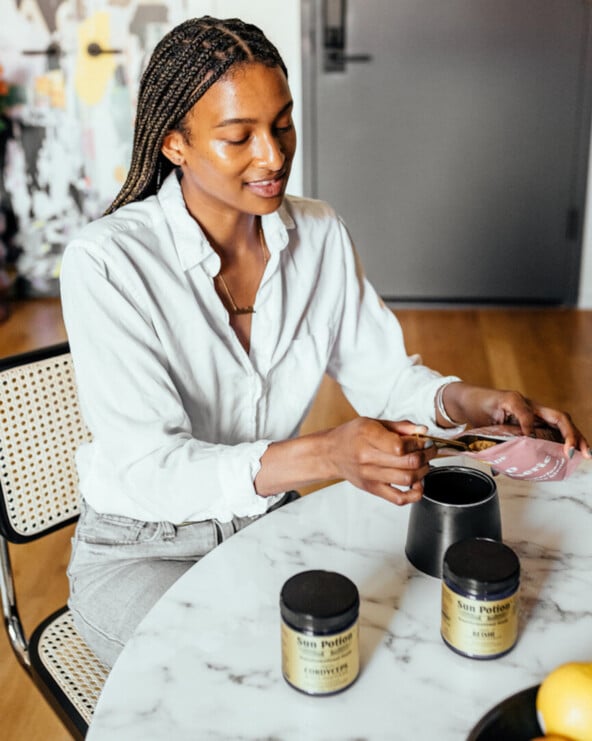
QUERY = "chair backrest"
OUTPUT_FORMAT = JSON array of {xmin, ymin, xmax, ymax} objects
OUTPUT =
[{"xmin": 0, "ymin": 343, "xmax": 91, "ymax": 543}]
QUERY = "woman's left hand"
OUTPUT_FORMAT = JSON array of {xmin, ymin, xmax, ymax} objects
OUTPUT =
[{"xmin": 441, "ymin": 382, "xmax": 591, "ymax": 458}]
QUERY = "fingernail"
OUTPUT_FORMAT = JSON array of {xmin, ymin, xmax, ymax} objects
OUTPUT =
[
  {"xmin": 423, "ymin": 439, "xmax": 434, "ymax": 449},
  {"xmin": 568, "ymin": 447, "xmax": 575, "ymax": 459}
]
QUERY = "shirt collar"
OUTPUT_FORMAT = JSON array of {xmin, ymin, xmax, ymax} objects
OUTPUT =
[{"xmin": 157, "ymin": 171, "xmax": 296, "ymax": 276}]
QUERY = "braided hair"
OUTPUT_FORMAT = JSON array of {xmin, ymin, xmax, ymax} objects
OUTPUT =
[{"xmin": 105, "ymin": 16, "xmax": 288, "ymax": 214}]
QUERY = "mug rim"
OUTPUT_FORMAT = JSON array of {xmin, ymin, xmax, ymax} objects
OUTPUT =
[{"xmin": 421, "ymin": 466, "xmax": 497, "ymax": 508}]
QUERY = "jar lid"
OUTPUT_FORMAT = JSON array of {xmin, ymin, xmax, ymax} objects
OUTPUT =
[
  {"xmin": 280, "ymin": 570, "xmax": 360, "ymax": 633},
  {"xmin": 443, "ymin": 538, "xmax": 520, "ymax": 596}
]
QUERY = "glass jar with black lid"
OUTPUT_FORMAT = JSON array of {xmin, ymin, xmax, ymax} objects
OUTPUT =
[{"xmin": 280, "ymin": 569, "xmax": 360, "ymax": 694}]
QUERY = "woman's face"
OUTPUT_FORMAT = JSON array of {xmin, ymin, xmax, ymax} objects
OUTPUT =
[{"xmin": 162, "ymin": 63, "xmax": 296, "ymax": 219}]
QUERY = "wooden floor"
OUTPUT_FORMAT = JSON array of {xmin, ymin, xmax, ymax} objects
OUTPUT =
[{"xmin": 0, "ymin": 298, "xmax": 590, "ymax": 740}]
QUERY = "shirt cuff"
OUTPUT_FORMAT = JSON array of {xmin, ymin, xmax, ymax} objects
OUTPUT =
[{"xmin": 217, "ymin": 440, "xmax": 282, "ymax": 519}]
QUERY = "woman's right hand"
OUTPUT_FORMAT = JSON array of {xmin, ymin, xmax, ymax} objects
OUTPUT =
[
  {"xmin": 256, "ymin": 417, "xmax": 437, "ymax": 505},
  {"xmin": 325, "ymin": 417, "xmax": 437, "ymax": 504}
]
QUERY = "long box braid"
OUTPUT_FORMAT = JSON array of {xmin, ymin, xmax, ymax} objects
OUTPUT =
[{"xmin": 105, "ymin": 16, "xmax": 288, "ymax": 215}]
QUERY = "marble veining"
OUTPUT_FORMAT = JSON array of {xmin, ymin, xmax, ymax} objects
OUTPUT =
[{"xmin": 86, "ymin": 457, "xmax": 592, "ymax": 741}]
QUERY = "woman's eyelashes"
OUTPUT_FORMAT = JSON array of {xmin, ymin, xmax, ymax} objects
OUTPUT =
[
  {"xmin": 222, "ymin": 120, "xmax": 294, "ymax": 146},
  {"xmin": 225, "ymin": 135, "xmax": 250, "ymax": 146}
]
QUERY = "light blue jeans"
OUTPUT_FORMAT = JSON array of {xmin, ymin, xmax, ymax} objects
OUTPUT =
[{"xmin": 67, "ymin": 492, "xmax": 299, "ymax": 668}]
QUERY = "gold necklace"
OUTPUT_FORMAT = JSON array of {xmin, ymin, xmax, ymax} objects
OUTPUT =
[{"xmin": 215, "ymin": 221, "xmax": 268, "ymax": 315}]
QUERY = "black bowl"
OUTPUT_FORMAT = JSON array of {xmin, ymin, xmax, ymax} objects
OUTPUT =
[{"xmin": 467, "ymin": 685, "xmax": 543, "ymax": 741}]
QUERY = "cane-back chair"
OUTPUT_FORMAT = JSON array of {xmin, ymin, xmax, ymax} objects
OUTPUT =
[{"xmin": 0, "ymin": 342, "xmax": 109, "ymax": 738}]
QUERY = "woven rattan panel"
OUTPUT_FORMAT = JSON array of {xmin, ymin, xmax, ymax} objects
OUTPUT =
[
  {"xmin": 0, "ymin": 353, "xmax": 91, "ymax": 537},
  {"xmin": 36, "ymin": 610, "xmax": 109, "ymax": 724}
]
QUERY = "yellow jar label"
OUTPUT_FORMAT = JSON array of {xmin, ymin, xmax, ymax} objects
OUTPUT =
[
  {"xmin": 441, "ymin": 582, "xmax": 519, "ymax": 657},
  {"xmin": 281, "ymin": 621, "xmax": 359, "ymax": 694}
]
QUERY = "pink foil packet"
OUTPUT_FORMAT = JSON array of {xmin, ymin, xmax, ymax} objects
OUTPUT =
[{"xmin": 460, "ymin": 434, "xmax": 582, "ymax": 481}]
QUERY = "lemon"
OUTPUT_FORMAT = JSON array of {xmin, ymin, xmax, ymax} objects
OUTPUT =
[{"xmin": 536, "ymin": 662, "xmax": 592, "ymax": 741}]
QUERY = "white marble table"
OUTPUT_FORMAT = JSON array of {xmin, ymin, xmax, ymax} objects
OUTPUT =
[{"xmin": 87, "ymin": 457, "xmax": 592, "ymax": 741}]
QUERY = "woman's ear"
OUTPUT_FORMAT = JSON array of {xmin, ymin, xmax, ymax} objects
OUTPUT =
[{"xmin": 161, "ymin": 130, "xmax": 186, "ymax": 166}]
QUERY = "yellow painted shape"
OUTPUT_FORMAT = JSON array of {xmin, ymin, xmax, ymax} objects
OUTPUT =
[
  {"xmin": 75, "ymin": 11, "xmax": 117, "ymax": 106},
  {"xmin": 113, "ymin": 164, "xmax": 128, "ymax": 183},
  {"xmin": 35, "ymin": 75, "xmax": 51, "ymax": 95},
  {"xmin": 34, "ymin": 70, "xmax": 66, "ymax": 109}
]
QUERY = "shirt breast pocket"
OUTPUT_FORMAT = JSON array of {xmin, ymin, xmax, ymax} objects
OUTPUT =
[{"xmin": 269, "ymin": 327, "xmax": 334, "ymax": 433}]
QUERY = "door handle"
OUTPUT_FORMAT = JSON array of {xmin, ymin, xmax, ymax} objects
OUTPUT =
[
  {"xmin": 326, "ymin": 50, "xmax": 372, "ymax": 68},
  {"xmin": 323, "ymin": 0, "xmax": 372, "ymax": 73}
]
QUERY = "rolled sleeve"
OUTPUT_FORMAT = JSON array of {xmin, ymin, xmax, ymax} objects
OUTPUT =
[{"xmin": 217, "ymin": 440, "xmax": 282, "ymax": 518}]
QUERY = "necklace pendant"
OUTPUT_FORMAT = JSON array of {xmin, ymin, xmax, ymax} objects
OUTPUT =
[{"xmin": 232, "ymin": 306, "xmax": 256, "ymax": 315}]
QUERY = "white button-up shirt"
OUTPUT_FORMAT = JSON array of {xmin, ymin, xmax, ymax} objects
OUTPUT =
[{"xmin": 60, "ymin": 172, "xmax": 460, "ymax": 523}]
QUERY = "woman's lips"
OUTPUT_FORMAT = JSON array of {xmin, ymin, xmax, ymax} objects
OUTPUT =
[{"xmin": 244, "ymin": 172, "xmax": 286, "ymax": 198}]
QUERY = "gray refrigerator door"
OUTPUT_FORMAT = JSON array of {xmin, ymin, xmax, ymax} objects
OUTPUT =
[{"xmin": 303, "ymin": 0, "xmax": 592, "ymax": 303}]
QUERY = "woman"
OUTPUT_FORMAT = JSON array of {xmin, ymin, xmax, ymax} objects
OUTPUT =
[{"xmin": 61, "ymin": 16, "xmax": 589, "ymax": 668}]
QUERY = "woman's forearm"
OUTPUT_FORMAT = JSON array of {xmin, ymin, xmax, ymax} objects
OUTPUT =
[
  {"xmin": 439, "ymin": 381, "xmax": 469, "ymax": 427},
  {"xmin": 254, "ymin": 431, "xmax": 338, "ymax": 496}
]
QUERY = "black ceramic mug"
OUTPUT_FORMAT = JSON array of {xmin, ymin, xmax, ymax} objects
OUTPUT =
[{"xmin": 405, "ymin": 466, "xmax": 502, "ymax": 578}]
